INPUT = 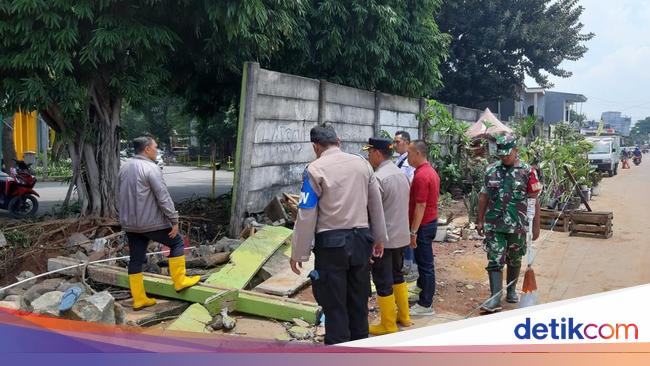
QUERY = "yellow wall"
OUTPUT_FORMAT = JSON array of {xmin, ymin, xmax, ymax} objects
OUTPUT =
[{"xmin": 13, "ymin": 111, "xmax": 38, "ymax": 160}]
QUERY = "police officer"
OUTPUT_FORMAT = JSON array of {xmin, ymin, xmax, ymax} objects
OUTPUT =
[
  {"xmin": 477, "ymin": 134, "xmax": 542, "ymax": 312},
  {"xmin": 364, "ymin": 138, "xmax": 411, "ymax": 335},
  {"xmin": 290, "ymin": 124, "xmax": 388, "ymax": 345}
]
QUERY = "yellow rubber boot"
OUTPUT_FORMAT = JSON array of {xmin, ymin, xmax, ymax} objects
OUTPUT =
[
  {"xmin": 369, "ymin": 294, "xmax": 399, "ymax": 335},
  {"xmin": 128, "ymin": 273, "xmax": 156, "ymax": 310},
  {"xmin": 169, "ymin": 255, "xmax": 201, "ymax": 291},
  {"xmin": 393, "ymin": 282, "xmax": 412, "ymax": 327}
]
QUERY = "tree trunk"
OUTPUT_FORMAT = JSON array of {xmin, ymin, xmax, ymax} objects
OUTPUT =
[{"xmin": 2, "ymin": 116, "xmax": 16, "ymax": 172}]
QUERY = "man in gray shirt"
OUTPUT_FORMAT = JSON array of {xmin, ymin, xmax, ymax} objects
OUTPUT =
[
  {"xmin": 119, "ymin": 136, "xmax": 200, "ymax": 310},
  {"xmin": 364, "ymin": 137, "xmax": 412, "ymax": 335}
]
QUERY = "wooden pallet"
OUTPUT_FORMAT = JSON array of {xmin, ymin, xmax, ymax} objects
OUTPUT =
[
  {"xmin": 569, "ymin": 211, "xmax": 613, "ymax": 239},
  {"xmin": 540, "ymin": 208, "xmax": 570, "ymax": 232}
]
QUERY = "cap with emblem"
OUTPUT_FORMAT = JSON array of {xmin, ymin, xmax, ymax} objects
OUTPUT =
[
  {"xmin": 495, "ymin": 134, "xmax": 517, "ymax": 156},
  {"xmin": 362, "ymin": 137, "xmax": 393, "ymax": 152}
]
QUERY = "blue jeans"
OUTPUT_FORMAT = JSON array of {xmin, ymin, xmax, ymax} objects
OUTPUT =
[
  {"xmin": 403, "ymin": 246, "xmax": 415, "ymax": 263},
  {"xmin": 415, "ymin": 220, "xmax": 437, "ymax": 307}
]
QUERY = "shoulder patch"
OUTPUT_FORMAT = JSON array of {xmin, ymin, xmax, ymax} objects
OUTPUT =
[{"xmin": 298, "ymin": 168, "xmax": 319, "ymax": 209}]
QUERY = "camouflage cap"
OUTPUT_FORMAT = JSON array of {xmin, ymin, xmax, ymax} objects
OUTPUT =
[{"xmin": 496, "ymin": 134, "xmax": 517, "ymax": 156}]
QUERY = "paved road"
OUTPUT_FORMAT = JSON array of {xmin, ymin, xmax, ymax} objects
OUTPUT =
[
  {"xmin": 535, "ymin": 158, "xmax": 650, "ymax": 302},
  {"xmin": 0, "ymin": 166, "xmax": 234, "ymax": 219}
]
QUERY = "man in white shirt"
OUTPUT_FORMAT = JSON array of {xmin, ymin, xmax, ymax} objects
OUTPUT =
[
  {"xmin": 394, "ymin": 131, "xmax": 415, "ymax": 182},
  {"xmin": 394, "ymin": 131, "xmax": 417, "ymax": 281}
]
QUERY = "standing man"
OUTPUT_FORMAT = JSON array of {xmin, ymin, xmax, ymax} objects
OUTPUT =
[
  {"xmin": 119, "ymin": 136, "xmax": 200, "ymax": 310},
  {"xmin": 393, "ymin": 131, "xmax": 417, "ymax": 281},
  {"xmin": 290, "ymin": 124, "xmax": 388, "ymax": 345},
  {"xmin": 393, "ymin": 131, "xmax": 415, "ymax": 182},
  {"xmin": 364, "ymin": 138, "xmax": 412, "ymax": 335},
  {"xmin": 406, "ymin": 140, "xmax": 440, "ymax": 316},
  {"xmin": 477, "ymin": 134, "xmax": 542, "ymax": 313}
]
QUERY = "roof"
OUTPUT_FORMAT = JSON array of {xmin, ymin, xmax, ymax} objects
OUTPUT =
[{"xmin": 465, "ymin": 108, "xmax": 513, "ymax": 139}]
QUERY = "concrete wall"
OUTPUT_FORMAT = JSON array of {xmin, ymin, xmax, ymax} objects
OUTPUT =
[{"xmin": 230, "ymin": 62, "xmax": 487, "ymax": 235}]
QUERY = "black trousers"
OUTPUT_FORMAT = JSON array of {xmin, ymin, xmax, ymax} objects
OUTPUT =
[
  {"xmin": 312, "ymin": 228, "xmax": 373, "ymax": 345},
  {"xmin": 371, "ymin": 247, "xmax": 406, "ymax": 297},
  {"xmin": 126, "ymin": 228, "xmax": 185, "ymax": 274}
]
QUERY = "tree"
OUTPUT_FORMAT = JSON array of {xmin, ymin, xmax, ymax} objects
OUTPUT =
[
  {"xmin": 0, "ymin": 0, "xmax": 178, "ymax": 217},
  {"xmin": 166, "ymin": 1, "xmax": 305, "ymax": 159},
  {"xmin": 629, "ymin": 117, "xmax": 650, "ymax": 145},
  {"xmin": 570, "ymin": 110, "xmax": 587, "ymax": 128},
  {"xmin": 435, "ymin": 0, "xmax": 594, "ymax": 107},
  {"xmin": 271, "ymin": 0, "xmax": 450, "ymax": 97}
]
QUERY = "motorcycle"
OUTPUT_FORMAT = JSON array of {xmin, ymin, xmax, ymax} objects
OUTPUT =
[
  {"xmin": 0, "ymin": 160, "xmax": 39, "ymax": 218},
  {"xmin": 633, "ymin": 155, "xmax": 642, "ymax": 166}
]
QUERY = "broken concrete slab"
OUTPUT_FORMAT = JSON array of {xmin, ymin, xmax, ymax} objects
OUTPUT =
[
  {"xmin": 0, "ymin": 300, "xmax": 20, "ymax": 310},
  {"xmin": 165, "ymin": 303, "xmax": 212, "ymax": 334},
  {"xmin": 255, "ymin": 256, "xmax": 314, "ymax": 297},
  {"xmin": 4, "ymin": 295, "xmax": 21, "ymax": 303},
  {"xmin": 121, "ymin": 299, "xmax": 190, "ymax": 327},
  {"xmin": 0, "ymin": 231, "xmax": 6, "ymax": 248},
  {"xmin": 293, "ymin": 318, "xmax": 310, "ymax": 328},
  {"xmin": 213, "ymin": 238, "xmax": 243, "ymax": 253},
  {"xmin": 31, "ymin": 291, "xmax": 64, "ymax": 317},
  {"xmin": 68, "ymin": 233, "xmax": 90, "ymax": 249},
  {"xmin": 74, "ymin": 251, "xmax": 89, "ymax": 262},
  {"xmin": 206, "ymin": 226, "xmax": 292, "ymax": 289},
  {"xmin": 22, "ymin": 278, "xmax": 66, "ymax": 308},
  {"xmin": 15, "ymin": 271, "xmax": 37, "ymax": 288},
  {"xmin": 69, "ymin": 291, "xmax": 116, "ymax": 324}
]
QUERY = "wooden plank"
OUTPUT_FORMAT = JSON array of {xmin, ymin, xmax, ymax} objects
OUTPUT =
[
  {"xmin": 571, "ymin": 212, "xmax": 613, "ymax": 225},
  {"xmin": 571, "ymin": 224, "xmax": 609, "ymax": 233},
  {"xmin": 205, "ymin": 226, "xmax": 293, "ymax": 289},
  {"xmin": 236, "ymin": 291, "xmax": 321, "ymax": 325},
  {"xmin": 563, "ymin": 165, "xmax": 592, "ymax": 212},
  {"xmin": 254, "ymin": 256, "xmax": 314, "ymax": 296},
  {"xmin": 51, "ymin": 256, "xmax": 321, "ymax": 324}
]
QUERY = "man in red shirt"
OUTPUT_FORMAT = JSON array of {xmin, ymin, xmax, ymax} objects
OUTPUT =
[{"xmin": 406, "ymin": 140, "xmax": 440, "ymax": 316}]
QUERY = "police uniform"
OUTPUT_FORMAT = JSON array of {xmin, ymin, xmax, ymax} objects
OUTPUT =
[
  {"xmin": 480, "ymin": 134, "xmax": 541, "ymax": 312},
  {"xmin": 292, "ymin": 146, "xmax": 388, "ymax": 345},
  {"xmin": 362, "ymin": 139, "xmax": 411, "ymax": 335}
]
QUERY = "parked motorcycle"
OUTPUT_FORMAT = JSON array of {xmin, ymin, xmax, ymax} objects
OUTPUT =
[{"xmin": 0, "ymin": 160, "xmax": 39, "ymax": 218}]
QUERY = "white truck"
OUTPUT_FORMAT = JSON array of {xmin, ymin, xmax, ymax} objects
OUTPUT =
[{"xmin": 585, "ymin": 135, "xmax": 621, "ymax": 177}]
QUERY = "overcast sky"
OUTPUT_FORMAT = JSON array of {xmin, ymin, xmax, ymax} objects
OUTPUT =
[{"xmin": 526, "ymin": 0, "xmax": 650, "ymax": 124}]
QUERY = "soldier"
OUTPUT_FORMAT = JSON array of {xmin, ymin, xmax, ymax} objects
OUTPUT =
[
  {"xmin": 364, "ymin": 138, "xmax": 412, "ymax": 335},
  {"xmin": 290, "ymin": 124, "xmax": 388, "ymax": 345},
  {"xmin": 477, "ymin": 134, "xmax": 542, "ymax": 313}
]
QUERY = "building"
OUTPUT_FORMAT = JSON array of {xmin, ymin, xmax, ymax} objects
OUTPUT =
[
  {"xmin": 481, "ymin": 86, "xmax": 587, "ymax": 124},
  {"xmin": 601, "ymin": 111, "xmax": 631, "ymax": 137}
]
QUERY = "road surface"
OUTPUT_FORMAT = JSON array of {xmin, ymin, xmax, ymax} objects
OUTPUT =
[
  {"xmin": 534, "ymin": 159, "xmax": 650, "ymax": 302},
  {"xmin": 0, "ymin": 166, "xmax": 234, "ymax": 219}
]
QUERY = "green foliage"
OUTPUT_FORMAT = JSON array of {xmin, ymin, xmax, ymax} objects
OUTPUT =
[
  {"xmin": 33, "ymin": 159, "xmax": 72, "ymax": 179},
  {"xmin": 629, "ymin": 117, "xmax": 650, "ymax": 145},
  {"xmin": 435, "ymin": 0, "xmax": 594, "ymax": 106},
  {"xmin": 271, "ymin": 0, "xmax": 450, "ymax": 97},
  {"xmin": 419, "ymin": 99, "xmax": 470, "ymax": 193},
  {"xmin": 512, "ymin": 115, "xmax": 538, "ymax": 141},
  {"xmin": 519, "ymin": 123, "xmax": 593, "ymax": 205}
]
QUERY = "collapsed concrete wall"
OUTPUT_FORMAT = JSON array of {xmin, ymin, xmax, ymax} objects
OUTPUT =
[{"xmin": 230, "ymin": 62, "xmax": 486, "ymax": 236}]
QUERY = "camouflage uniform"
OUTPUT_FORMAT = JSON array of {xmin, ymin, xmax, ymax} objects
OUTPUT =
[{"xmin": 481, "ymin": 137, "xmax": 541, "ymax": 272}]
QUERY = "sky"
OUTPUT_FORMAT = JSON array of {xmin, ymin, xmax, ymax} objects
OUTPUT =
[{"xmin": 525, "ymin": 0, "xmax": 650, "ymax": 124}]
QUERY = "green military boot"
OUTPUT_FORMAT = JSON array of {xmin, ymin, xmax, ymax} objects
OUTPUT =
[
  {"xmin": 481, "ymin": 271, "xmax": 503, "ymax": 313},
  {"xmin": 506, "ymin": 264, "xmax": 521, "ymax": 303}
]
